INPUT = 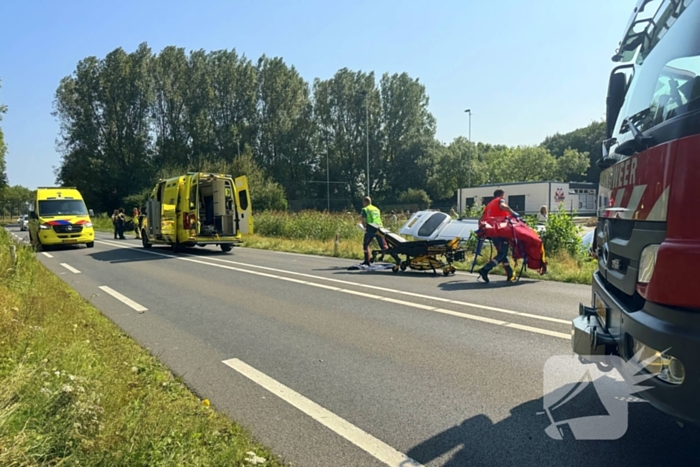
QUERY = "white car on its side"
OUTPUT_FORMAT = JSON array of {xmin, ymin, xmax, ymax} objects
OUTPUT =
[{"xmin": 19, "ymin": 214, "xmax": 29, "ymax": 231}]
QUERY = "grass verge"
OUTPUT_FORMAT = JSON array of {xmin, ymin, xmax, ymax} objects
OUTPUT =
[{"xmin": 0, "ymin": 228, "xmax": 283, "ymax": 466}]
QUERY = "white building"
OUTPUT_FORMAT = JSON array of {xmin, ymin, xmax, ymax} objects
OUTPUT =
[{"xmin": 457, "ymin": 181, "xmax": 597, "ymax": 216}]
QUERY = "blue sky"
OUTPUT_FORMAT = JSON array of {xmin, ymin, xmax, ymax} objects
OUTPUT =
[{"xmin": 0, "ymin": 0, "xmax": 633, "ymax": 189}]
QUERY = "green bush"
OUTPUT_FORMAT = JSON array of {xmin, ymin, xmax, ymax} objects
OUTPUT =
[
  {"xmin": 539, "ymin": 205, "xmax": 582, "ymax": 257},
  {"xmin": 398, "ymin": 188, "xmax": 431, "ymax": 209}
]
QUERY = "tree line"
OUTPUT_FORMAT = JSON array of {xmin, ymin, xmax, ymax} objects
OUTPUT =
[{"xmin": 3, "ymin": 44, "xmax": 607, "ymax": 214}]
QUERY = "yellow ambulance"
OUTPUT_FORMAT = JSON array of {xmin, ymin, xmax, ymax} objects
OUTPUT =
[
  {"xmin": 28, "ymin": 187, "xmax": 95, "ymax": 250},
  {"xmin": 141, "ymin": 172, "xmax": 252, "ymax": 252}
]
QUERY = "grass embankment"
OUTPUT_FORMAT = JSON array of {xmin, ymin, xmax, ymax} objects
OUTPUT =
[
  {"xmin": 91, "ymin": 210, "xmax": 595, "ymax": 285},
  {"xmin": 0, "ymin": 229, "xmax": 282, "ymax": 466}
]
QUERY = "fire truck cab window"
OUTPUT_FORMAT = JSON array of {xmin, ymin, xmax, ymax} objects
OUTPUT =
[{"xmin": 615, "ymin": 0, "xmax": 700, "ymax": 138}]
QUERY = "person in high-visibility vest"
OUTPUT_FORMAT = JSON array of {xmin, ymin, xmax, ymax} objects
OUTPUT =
[
  {"xmin": 133, "ymin": 207, "xmax": 142, "ymax": 239},
  {"xmin": 478, "ymin": 189, "xmax": 519, "ymax": 283},
  {"xmin": 361, "ymin": 196, "xmax": 388, "ymax": 266}
]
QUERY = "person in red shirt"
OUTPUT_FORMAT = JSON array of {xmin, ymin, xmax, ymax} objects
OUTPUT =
[{"xmin": 478, "ymin": 189, "xmax": 518, "ymax": 283}]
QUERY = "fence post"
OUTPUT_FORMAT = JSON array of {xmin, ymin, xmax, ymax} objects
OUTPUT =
[
  {"xmin": 333, "ymin": 232, "xmax": 339, "ymax": 257},
  {"xmin": 10, "ymin": 245, "xmax": 17, "ymax": 264}
]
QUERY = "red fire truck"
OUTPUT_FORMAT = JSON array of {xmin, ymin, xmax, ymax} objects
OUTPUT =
[{"xmin": 572, "ymin": 0, "xmax": 700, "ymax": 423}]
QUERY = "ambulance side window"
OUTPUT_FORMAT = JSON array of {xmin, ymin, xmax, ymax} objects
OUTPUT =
[
  {"xmin": 239, "ymin": 189, "xmax": 249, "ymax": 211},
  {"xmin": 156, "ymin": 182, "xmax": 165, "ymax": 202},
  {"xmin": 190, "ymin": 184, "xmax": 197, "ymax": 209}
]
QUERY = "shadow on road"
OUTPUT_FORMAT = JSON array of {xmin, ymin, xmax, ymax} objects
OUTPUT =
[
  {"xmin": 88, "ymin": 248, "xmax": 176, "ymax": 264},
  {"xmin": 89, "ymin": 242, "xmax": 235, "ymax": 264},
  {"xmin": 406, "ymin": 379, "xmax": 699, "ymax": 467},
  {"xmin": 438, "ymin": 279, "xmax": 534, "ymax": 291}
]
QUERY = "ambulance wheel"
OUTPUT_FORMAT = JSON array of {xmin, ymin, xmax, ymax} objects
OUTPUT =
[
  {"xmin": 392, "ymin": 265, "xmax": 399, "ymax": 273},
  {"xmin": 220, "ymin": 244, "xmax": 233, "ymax": 253},
  {"xmin": 86, "ymin": 242, "xmax": 95, "ymax": 249},
  {"xmin": 142, "ymin": 232, "xmax": 152, "ymax": 249}
]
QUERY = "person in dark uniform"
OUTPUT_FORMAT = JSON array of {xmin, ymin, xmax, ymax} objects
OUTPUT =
[{"xmin": 117, "ymin": 208, "xmax": 126, "ymax": 240}]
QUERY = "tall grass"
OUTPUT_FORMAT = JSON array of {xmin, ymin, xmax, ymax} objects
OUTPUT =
[
  {"xmin": 254, "ymin": 210, "xmax": 406, "ymax": 242},
  {"xmin": 0, "ymin": 229, "xmax": 283, "ymax": 466}
]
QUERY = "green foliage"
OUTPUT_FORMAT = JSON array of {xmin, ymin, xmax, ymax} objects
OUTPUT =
[
  {"xmin": 0, "ymin": 229, "xmax": 282, "ymax": 466},
  {"xmin": 0, "ymin": 184, "xmax": 34, "ymax": 217},
  {"xmin": 539, "ymin": 204, "xmax": 583, "ymax": 257},
  {"xmin": 556, "ymin": 148, "xmax": 590, "ymax": 181},
  {"xmin": 541, "ymin": 120, "xmax": 606, "ymax": 182},
  {"xmin": 229, "ymin": 151, "xmax": 288, "ymax": 212},
  {"xmin": 398, "ymin": 188, "xmax": 431, "ymax": 209},
  {"xmin": 255, "ymin": 210, "xmax": 362, "ymax": 242},
  {"xmin": 53, "ymin": 43, "xmax": 608, "ymax": 212}
]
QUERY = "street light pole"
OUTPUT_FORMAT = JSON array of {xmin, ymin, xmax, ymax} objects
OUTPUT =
[
  {"xmin": 327, "ymin": 147, "xmax": 330, "ymax": 212},
  {"xmin": 464, "ymin": 109, "xmax": 472, "ymax": 188},
  {"xmin": 366, "ymin": 98, "xmax": 370, "ymax": 198}
]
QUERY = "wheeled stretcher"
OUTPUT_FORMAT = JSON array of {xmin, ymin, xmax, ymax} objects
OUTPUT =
[{"xmin": 366, "ymin": 224, "xmax": 467, "ymax": 275}]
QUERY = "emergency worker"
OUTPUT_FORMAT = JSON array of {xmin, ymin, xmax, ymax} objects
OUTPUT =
[
  {"xmin": 133, "ymin": 207, "xmax": 141, "ymax": 239},
  {"xmin": 360, "ymin": 196, "xmax": 388, "ymax": 266},
  {"xmin": 117, "ymin": 208, "xmax": 127, "ymax": 240},
  {"xmin": 111, "ymin": 209, "xmax": 119, "ymax": 239},
  {"xmin": 478, "ymin": 189, "xmax": 518, "ymax": 283}
]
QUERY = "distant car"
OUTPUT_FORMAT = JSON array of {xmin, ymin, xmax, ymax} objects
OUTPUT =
[{"xmin": 20, "ymin": 215, "xmax": 29, "ymax": 231}]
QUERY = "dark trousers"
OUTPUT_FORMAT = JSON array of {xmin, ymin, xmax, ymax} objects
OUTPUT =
[
  {"xmin": 482, "ymin": 238, "xmax": 513, "ymax": 276},
  {"xmin": 363, "ymin": 232, "xmax": 388, "ymax": 264}
]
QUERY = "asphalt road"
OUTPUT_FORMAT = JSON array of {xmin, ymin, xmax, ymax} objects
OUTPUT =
[{"xmin": 5, "ymin": 226, "xmax": 699, "ymax": 467}]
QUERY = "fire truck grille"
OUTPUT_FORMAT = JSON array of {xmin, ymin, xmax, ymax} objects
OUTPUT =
[{"xmin": 610, "ymin": 220, "xmax": 634, "ymax": 240}]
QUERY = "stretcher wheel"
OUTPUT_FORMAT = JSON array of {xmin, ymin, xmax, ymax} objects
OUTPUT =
[
  {"xmin": 392, "ymin": 265, "xmax": 400, "ymax": 273},
  {"xmin": 450, "ymin": 266, "xmax": 456, "ymax": 274},
  {"xmin": 442, "ymin": 269, "xmax": 450, "ymax": 276},
  {"xmin": 400, "ymin": 263, "xmax": 407, "ymax": 271}
]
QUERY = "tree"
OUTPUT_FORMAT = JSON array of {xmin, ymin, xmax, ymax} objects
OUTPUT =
[
  {"xmin": 0, "ymin": 79, "xmax": 7, "ymax": 190},
  {"xmin": 313, "ymin": 69, "xmax": 382, "ymax": 205},
  {"xmin": 541, "ymin": 120, "xmax": 605, "ymax": 182},
  {"xmin": 398, "ymin": 188, "xmax": 431, "ymax": 209},
  {"xmin": 256, "ymin": 56, "xmax": 315, "ymax": 200},
  {"xmin": 378, "ymin": 72, "xmax": 437, "ymax": 195},
  {"xmin": 0, "ymin": 185, "xmax": 34, "ymax": 217},
  {"xmin": 54, "ymin": 44, "xmax": 155, "ymax": 212},
  {"xmin": 426, "ymin": 137, "xmax": 484, "ymax": 200},
  {"xmin": 556, "ymin": 148, "xmax": 590, "ymax": 181},
  {"xmin": 229, "ymin": 150, "xmax": 287, "ymax": 211}
]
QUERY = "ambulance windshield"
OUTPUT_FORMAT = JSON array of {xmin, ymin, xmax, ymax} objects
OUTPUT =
[{"xmin": 39, "ymin": 200, "xmax": 89, "ymax": 217}]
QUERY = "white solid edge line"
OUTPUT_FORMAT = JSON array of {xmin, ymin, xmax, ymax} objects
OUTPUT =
[
  {"xmin": 42, "ymin": 252, "xmax": 54, "ymax": 258},
  {"xmin": 98, "ymin": 286, "xmax": 148, "ymax": 312},
  {"xmin": 95, "ymin": 239, "xmax": 571, "ymax": 340},
  {"xmin": 60, "ymin": 263, "xmax": 81, "ymax": 274},
  {"xmin": 223, "ymin": 358, "xmax": 424, "ymax": 467},
  {"xmin": 95, "ymin": 239, "xmax": 569, "ymax": 325}
]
